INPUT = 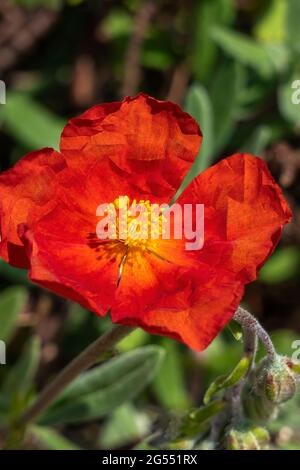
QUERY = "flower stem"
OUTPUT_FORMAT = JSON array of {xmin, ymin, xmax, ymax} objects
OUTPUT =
[
  {"xmin": 17, "ymin": 324, "xmax": 134, "ymax": 428},
  {"xmin": 234, "ymin": 307, "xmax": 276, "ymax": 360}
]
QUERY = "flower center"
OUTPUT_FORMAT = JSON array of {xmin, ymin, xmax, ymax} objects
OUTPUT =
[{"xmin": 110, "ymin": 195, "xmax": 166, "ymax": 251}]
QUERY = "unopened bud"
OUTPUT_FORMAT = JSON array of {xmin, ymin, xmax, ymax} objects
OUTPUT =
[
  {"xmin": 255, "ymin": 356, "xmax": 297, "ymax": 404},
  {"xmin": 226, "ymin": 426, "xmax": 270, "ymax": 450},
  {"xmin": 242, "ymin": 383, "xmax": 278, "ymax": 423}
]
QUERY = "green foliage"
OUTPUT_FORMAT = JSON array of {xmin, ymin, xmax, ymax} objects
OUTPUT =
[
  {"xmin": 180, "ymin": 400, "xmax": 226, "ymax": 438},
  {"xmin": 152, "ymin": 339, "xmax": 191, "ymax": 410},
  {"xmin": 40, "ymin": 346, "xmax": 164, "ymax": 425},
  {"xmin": 1, "ymin": 92, "xmax": 65, "ymax": 151},
  {"xmin": 0, "ymin": 286, "xmax": 26, "ymax": 343},
  {"xmin": 259, "ymin": 247, "xmax": 300, "ymax": 284},
  {"xmin": 211, "ymin": 26, "xmax": 275, "ymax": 79},
  {"xmin": 2, "ymin": 336, "xmax": 40, "ymax": 396},
  {"xmin": 99, "ymin": 403, "xmax": 149, "ymax": 449},
  {"xmin": 30, "ymin": 426, "xmax": 81, "ymax": 450},
  {"xmin": 192, "ymin": 0, "xmax": 235, "ymax": 82},
  {"xmin": 185, "ymin": 84, "xmax": 214, "ymax": 172},
  {"xmin": 204, "ymin": 356, "xmax": 250, "ymax": 404},
  {"xmin": 0, "ymin": 0, "xmax": 299, "ymax": 450}
]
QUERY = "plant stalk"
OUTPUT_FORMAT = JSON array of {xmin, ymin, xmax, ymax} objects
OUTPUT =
[{"xmin": 234, "ymin": 307, "xmax": 276, "ymax": 360}]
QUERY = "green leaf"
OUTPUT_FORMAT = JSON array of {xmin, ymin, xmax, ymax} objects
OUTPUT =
[
  {"xmin": 185, "ymin": 84, "xmax": 214, "ymax": 173},
  {"xmin": 152, "ymin": 339, "xmax": 191, "ymax": 411},
  {"xmin": 117, "ymin": 329, "xmax": 149, "ymax": 352},
  {"xmin": 40, "ymin": 346, "xmax": 164, "ymax": 425},
  {"xmin": 204, "ymin": 356, "xmax": 250, "ymax": 404},
  {"xmin": 0, "ymin": 260, "xmax": 29, "ymax": 285},
  {"xmin": 286, "ymin": 0, "xmax": 300, "ymax": 54},
  {"xmin": 3, "ymin": 336, "xmax": 41, "ymax": 395},
  {"xmin": 192, "ymin": 0, "xmax": 235, "ymax": 82},
  {"xmin": 31, "ymin": 426, "xmax": 81, "ymax": 450},
  {"xmin": 0, "ymin": 287, "xmax": 27, "ymax": 343},
  {"xmin": 101, "ymin": 9, "xmax": 133, "ymax": 39},
  {"xmin": 259, "ymin": 247, "xmax": 300, "ymax": 284},
  {"xmin": 99, "ymin": 403, "xmax": 149, "ymax": 449},
  {"xmin": 227, "ymin": 320, "xmax": 243, "ymax": 342},
  {"xmin": 2, "ymin": 92, "xmax": 65, "ymax": 151},
  {"xmin": 180, "ymin": 400, "xmax": 226, "ymax": 438},
  {"xmin": 241, "ymin": 125, "xmax": 273, "ymax": 155},
  {"xmin": 209, "ymin": 60, "xmax": 244, "ymax": 152},
  {"xmin": 254, "ymin": 0, "xmax": 287, "ymax": 45},
  {"xmin": 211, "ymin": 26, "xmax": 274, "ymax": 79}
]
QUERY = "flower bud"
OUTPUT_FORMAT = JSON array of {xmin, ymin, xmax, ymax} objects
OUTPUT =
[
  {"xmin": 226, "ymin": 426, "xmax": 270, "ymax": 450},
  {"xmin": 242, "ymin": 383, "xmax": 279, "ymax": 423},
  {"xmin": 254, "ymin": 356, "xmax": 297, "ymax": 404}
]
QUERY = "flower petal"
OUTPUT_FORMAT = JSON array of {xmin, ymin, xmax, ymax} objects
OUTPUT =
[
  {"xmin": 16, "ymin": 159, "xmax": 182, "ymax": 313},
  {"xmin": 111, "ymin": 257, "xmax": 244, "ymax": 350},
  {"xmin": 0, "ymin": 148, "xmax": 66, "ymax": 268},
  {"xmin": 19, "ymin": 200, "xmax": 122, "ymax": 316},
  {"xmin": 60, "ymin": 93, "xmax": 202, "ymax": 200},
  {"xmin": 177, "ymin": 153, "xmax": 292, "ymax": 283}
]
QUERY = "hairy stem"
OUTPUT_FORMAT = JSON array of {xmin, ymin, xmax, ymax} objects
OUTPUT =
[
  {"xmin": 17, "ymin": 324, "xmax": 134, "ymax": 427},
  {"xmin": 234, "ymin": 307, "xmax": 276, "ymax": 360}
]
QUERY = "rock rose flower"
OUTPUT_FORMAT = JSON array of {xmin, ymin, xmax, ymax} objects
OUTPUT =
[{"xmin": 0, "ymin": 94, "xmax": 291, "ymax": 350}]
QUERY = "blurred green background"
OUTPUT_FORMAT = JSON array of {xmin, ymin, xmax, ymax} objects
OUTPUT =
[{"xmin": 0, "ymin": 0, "xmax": 300, "ymax": 450}]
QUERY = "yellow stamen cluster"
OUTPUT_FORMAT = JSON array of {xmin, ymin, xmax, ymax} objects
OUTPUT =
[{"xmin": 112, "ymin": 196, "xmax": 166, "ymax": 251}]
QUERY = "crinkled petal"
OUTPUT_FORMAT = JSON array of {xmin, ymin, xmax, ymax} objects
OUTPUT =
[
  {"xmin": 177, "ymin": 153, "xmax": 292, "ymax": 283},
  {"xmin": 111, "ymin": 258, "xmax": 244, "ymax": 350},
  {"xmin": 0, "ymin": 148, "xmax": 66, "ymax": 268},
  {"xmin": 60, "ymin": 93, "xmax": 202, "ymax": 200}
]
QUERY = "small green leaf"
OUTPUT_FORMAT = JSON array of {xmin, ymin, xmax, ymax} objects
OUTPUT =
[
  {"xmin": 3, "ymin": 336, "xmax": 41, "ymax": 395},
  {"xmin": 152, "ymin": 339, "xmax": 191, "ymax": 410},
  {"xmin": 40, "ymin": 346, "xmax": 164, "ymax": 425},
  {"xmin": 241, "ymin": 125, "xmax": 273, "ymax": 155},
  {"xmin": 192, "ymin": 0, "xmax": 235, "ymax": 82},
  {"xmin": 210, "ymin": 60, "xmax": 244, "ymax": 153},
  {"xmin": 0, "ymin": 260, "xmax": 29, "ymax": 285},
  {"xmin": 185, "ymin": 84, "xmax": 214, "ymax": 173},
  {"xmin": 2, "ymin": 92, "xmax": 65, "ymax": 151},
  {"xmin": 117, "ymin": 329, "xmax": 149, "ymax": 352},
  {"xmin": 286, "ymin": 0, "xmax": 300, "ymax": 54},
  {"xmin": 31, "ymin": 426, "xmax": 81, "ymax": 450},
  {"xmin": 254, "ymin": 0, "xmax": 287, "ymax": 45},
  {"xmin": 180, "ymin": 400, "xmax": 226, "ymax": 438},
  {"xmin": 0, "ymin": 287, "xmax": 27, "ymax": 343},
  {"xmin": 259, "ymin": 247, "xmax": 300, "ymax": 284},
  {"xmin": 101, "ymin": 8, "xmax": 133, "ymax": 39},
  {"xmin": 204, "ymin": 356, "xmax": 250, "ymax": 404},
  {"xmin": 99, "ymin": 403, "xmax": 149, "ymax": 449},
  {"xmin": 227, "ymin": 320, "xmax": 243, "ymax": 342},
  {"xmin": 211, "ymin": 26, "xmax": 274, "ymax": 79}
]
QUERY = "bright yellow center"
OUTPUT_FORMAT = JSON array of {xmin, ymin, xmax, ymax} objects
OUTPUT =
[{"xmin": 110, "ymin": 195, "xmax": 166, "ymax": 252}]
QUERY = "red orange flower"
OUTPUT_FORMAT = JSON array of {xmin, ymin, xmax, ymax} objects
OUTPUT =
[{"xmin": 0, "ymin": 94, "xmax": 291, "ymax": 350}]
